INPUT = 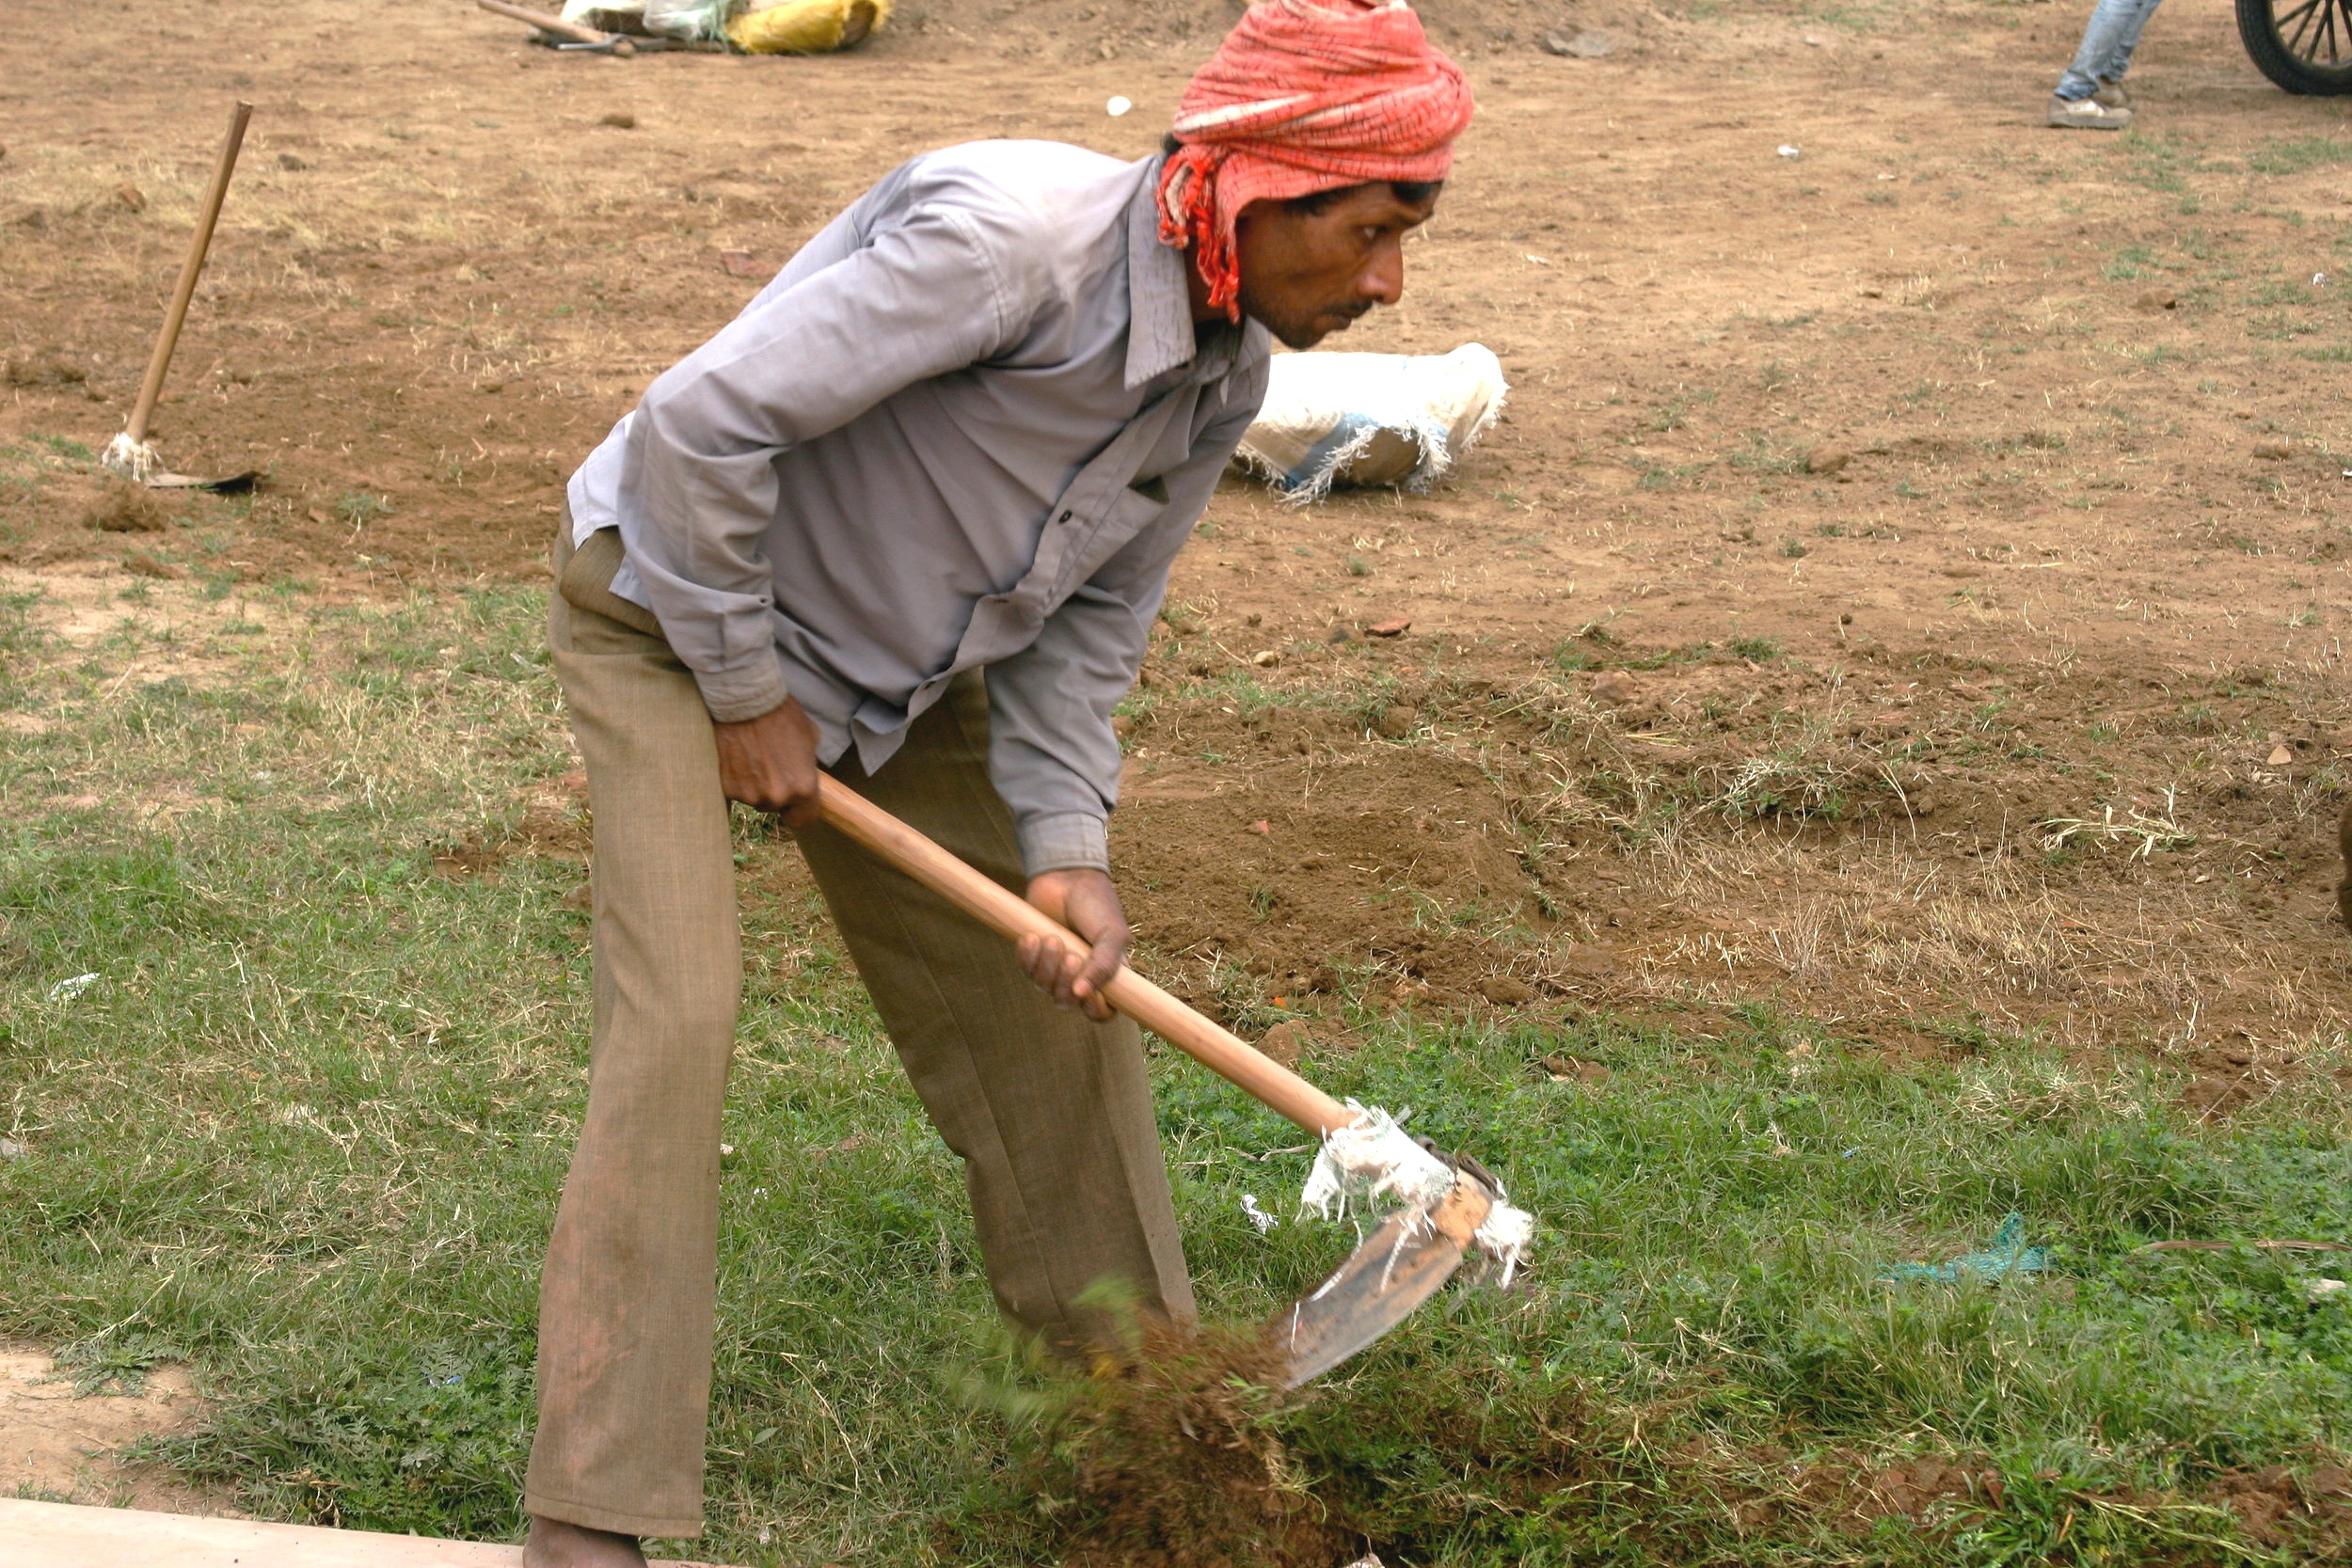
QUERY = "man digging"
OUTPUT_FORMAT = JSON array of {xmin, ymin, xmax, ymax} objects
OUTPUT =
[{"xmin": 523, "ymin": 3, "xmax": 1474, "ymax": 1561}]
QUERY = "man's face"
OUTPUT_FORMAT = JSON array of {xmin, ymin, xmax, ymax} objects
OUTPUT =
[{"xmin": 1232, "ymin": 183, "xmax": 1442, "ymax": 350}]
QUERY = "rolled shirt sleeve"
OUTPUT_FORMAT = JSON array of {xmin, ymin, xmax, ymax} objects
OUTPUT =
[
  {"xmin": 617, "ymin": 201, "xmax": 1027, "ymax": 722},
  {"xmin": 986, "ymin": 364, "xmax": 1269, "ymax": 875}
]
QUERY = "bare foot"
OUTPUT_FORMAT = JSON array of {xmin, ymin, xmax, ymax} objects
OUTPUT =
[{"xmin": 522, "ymin": 1516, "xmax": 648, "ymax": 1568}]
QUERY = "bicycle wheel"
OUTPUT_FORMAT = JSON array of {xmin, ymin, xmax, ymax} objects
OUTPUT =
[{"xmin": 2237, "ymin": 0, "xmax": 2352, "ymax": 94}]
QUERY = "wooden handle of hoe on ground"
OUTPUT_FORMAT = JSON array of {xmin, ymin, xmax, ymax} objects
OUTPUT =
[
  {"xmin": 124, "ymin": 101, "xmax": 252, "ymax": 451},
  {"xmin": 473, "ymin": 0, "xmax": 623, "ymax": 46},
  {"xmin": 815, "ymin": 775, "xmax": 1359, "ymax": 1139}
]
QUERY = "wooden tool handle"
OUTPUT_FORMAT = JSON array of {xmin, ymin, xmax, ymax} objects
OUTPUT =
[
  {"xmin": 473, "ymin": 0, "xmax": 622, "ymax": 44},
  {"xmin": 815, "ymin": 775, "xmax": 1358, "ymax": 1138},
  {"xmin": 124, "ymin": 102, "xmax": 252, "ymax": 449}
]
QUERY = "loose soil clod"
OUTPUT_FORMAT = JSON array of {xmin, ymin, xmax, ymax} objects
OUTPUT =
[
  {"xmin": 80, "ymin": 479, "xmax": 168, "ymax": 533},
  {"xmin": 1059, "ymin": 1323, "xmax": 1356, "ymax": 1568}
]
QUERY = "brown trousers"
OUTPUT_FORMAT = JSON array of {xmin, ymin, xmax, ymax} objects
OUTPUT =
[{"xmin": 524, "ymin": 523, "xmax": 1193, "ymax": 1538}]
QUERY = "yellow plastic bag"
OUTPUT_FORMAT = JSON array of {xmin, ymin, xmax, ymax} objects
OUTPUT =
[{"xmin": 726, "ymin": 0, "xmax": 889, "ymax": 53}]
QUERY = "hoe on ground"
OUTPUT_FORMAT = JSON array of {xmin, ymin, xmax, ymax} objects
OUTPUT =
[{"xmin": 818, "ymin": 777, "xmax": 1532, "ymax": 1386}]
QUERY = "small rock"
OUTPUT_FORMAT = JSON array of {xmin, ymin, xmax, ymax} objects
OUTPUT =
[
  {"xmin": 1560, "ymin": 943, "xmax": 1617, "ymax": 978},
  {"xmin": 1539, "ymin": 1053, "xmax": 1612, "ymax": 1085},
  {"xmin": 1479, "ymin": 975, "xmax": 1534, "ymax": 1006},
  {"xmin": 719, "ymin": 248, "xmax": 762, "ymax": 277},
  {"xmin": 2308, "ymin": 1277, "xmax": 2347, "ymax": 1300},
  {"xmin": 1110, "ymin": 715, "xmax": 1135, "ymax": 740},
  {"xmin": 2133, "ymin": 289, "xmax": 2178, "ymax": 311},
  {"xmin": 1364, "ymin": 616, "xmax": 1411, "ymax": 638},
  {"xmin": 1256, "ymin": 1021, "xmax": 1307, "ymax": 1067},
  {"xmin": 1907, "ymin": 792, "xmax": 1938, "ymax": 816},
  {"xmin": 1804, "ymin": 445, "xmax": 1852, "ymax": 475},
  {"xmin": 108, "ymin": 182, "xmax": 146, "ymax": 213},
  {"xmin": 1250, "ymin": 649, "xmax": 1280, "ymax": 668},
  {"xmin": 277, "ymin": 151, "xmax": 309, "ymax": 171},
  {"xmin": 1326, "ymin": 622, "xmax": 1357, "ymax": 644},
  {"xmin": 2266, "ymin": 744, "xmax": 2295, "ymax": 766},
  {"xmin": 1245, "ymin": 818, "xmax": 1271, "ymax": 835},
  {"xmin": 1105, "ymin": 95, "xmax": 1134, "ymax": 118},
  {"xmin": 2252, "ymin": 439, "xmax": 2293, "ymax": 460},
  {"xmin": 1541, "ymin": 26, "xmax": 1617, "ymax": 56},
  {"xmin": 1592, "ymin": 670, "xmax": 1642, "ymax": 705},
  {"xmin": 1374, "ymin": 705, "xmax": 1415, "ymax": 738},
  {"xmin": 598, "ymin": 111, "xmax": 637, "ymax": 129},
  {"xmin": 0, "ymin": 1138, "xmax": 24, "ymax": 1160}
]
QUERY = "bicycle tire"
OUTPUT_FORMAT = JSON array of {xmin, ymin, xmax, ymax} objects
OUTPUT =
[{"xmin": 2236, "ymin": 0, "xmax": 2352, "ymax": 94}]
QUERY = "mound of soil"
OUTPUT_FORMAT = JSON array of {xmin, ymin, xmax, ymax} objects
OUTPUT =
[
  {"xmin": 1060, "ymin": 1323, "xmax": 1357, "ymax": 1568},
  {"xmin": 78, "ymin": 479, "xmax": 167, "ymax": 534}
]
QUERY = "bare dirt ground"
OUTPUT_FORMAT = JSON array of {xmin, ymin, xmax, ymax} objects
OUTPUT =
[
  {"xmin": 5, "ymin": 0, "xmax": 2350, "ymax": 1102},
  {"xmin": 0, "ymin": 1342, "xmax": 217, "ymax": 1510}
]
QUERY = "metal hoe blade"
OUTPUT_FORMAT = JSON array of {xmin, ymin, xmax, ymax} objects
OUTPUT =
[{"xmin": 1275, "ymin": 1169, "xmax": 1496, "ymax": 1388}]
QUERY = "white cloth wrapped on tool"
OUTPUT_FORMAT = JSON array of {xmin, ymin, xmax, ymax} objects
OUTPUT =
[
  {"xmin": 1233, "ymin": 343, "xmax": 1506, "ymax": 501},
  {"xmin": 1300, "ymin": 1103, "xmax": 1456, "ymax": 1220},
  {"xmin": 1300, "ymin": 1101, "xmax": 1535, "ymax": 1283}
]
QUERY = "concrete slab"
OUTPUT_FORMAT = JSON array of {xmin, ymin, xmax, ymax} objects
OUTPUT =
[{"xmin": 0, "ymin": 1499, "xmax": 733, "ymax": 1567}]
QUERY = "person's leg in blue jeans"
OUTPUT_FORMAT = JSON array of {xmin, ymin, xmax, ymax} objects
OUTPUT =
[
  {"xmin": 2050, "ymin": 0, "xmax": 2165, "ymax": 125},
  {"xmin": 2050, "ymin": 0, "xmax": 2163, "ymax": 126}
]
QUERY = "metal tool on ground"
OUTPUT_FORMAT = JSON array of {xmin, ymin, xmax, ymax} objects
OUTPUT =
[
  {"xmin": 816, "ymin": 775, "xmax": 1534, "ymax": 1386},
  {"xmin": 102, "ymin": 102, "xmax": 261, "ymax": 493}
]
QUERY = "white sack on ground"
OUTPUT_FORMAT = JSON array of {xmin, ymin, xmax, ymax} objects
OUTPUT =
[
  {"xmin": 562, "ymin": 0, "xmax": 648, "ymax": 27},
  {"xmin": 1233, "ymin": 343, "xmax": 1506, "ymax": 501}
]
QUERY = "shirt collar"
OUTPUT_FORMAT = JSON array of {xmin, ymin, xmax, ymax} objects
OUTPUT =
[{"xmin": 1124, "ymin": 154, "xmax": 1201, "ymax": 390}]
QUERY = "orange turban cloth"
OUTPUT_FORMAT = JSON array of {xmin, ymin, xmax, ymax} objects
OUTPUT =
[{"xmin": 1158, "ymin": 0, "xmax": 1475, "ymax": 320}]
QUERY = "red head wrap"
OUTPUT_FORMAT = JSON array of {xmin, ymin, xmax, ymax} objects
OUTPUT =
[{"xmin": 1158, "ymin": 0, "xmax": 1474, "ymax": 321}]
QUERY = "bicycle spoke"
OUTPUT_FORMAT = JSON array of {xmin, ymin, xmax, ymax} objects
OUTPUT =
[
  {"xmin": 2314, "ymin": 0, "xmax": 2345, "ymax": 61},
  {"xmin": 2279, "ymin": 0, "xmax": 2325, "ymax": 52},
  {"xmin": 2274, "ymin": 0, "xmax": 2323, "ymax": 43}
]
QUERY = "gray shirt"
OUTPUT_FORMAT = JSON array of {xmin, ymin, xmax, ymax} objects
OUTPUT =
[{"xmin": 568, "ymin": 143, "xmax": 1272, "ymax": 875}]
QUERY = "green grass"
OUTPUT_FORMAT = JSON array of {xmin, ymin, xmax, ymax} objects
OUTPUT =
[
  {"xmin": 3, "ymin": 591, "xmax": 2349, "ymax": 1564},
  {"xmin": 2245, "ymin": 137, "xmax": 2352, "ymax": 176}
]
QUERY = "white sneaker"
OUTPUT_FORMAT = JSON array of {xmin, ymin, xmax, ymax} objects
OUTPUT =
[{"xmin": 2047, "ymin": 94, "xmax": 2133, "ymax": 130}]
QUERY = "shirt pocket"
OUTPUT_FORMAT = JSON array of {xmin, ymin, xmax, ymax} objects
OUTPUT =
[{"xmin": 1055, "ymin": 482, "xmax": 1168, "ymax": 604}]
